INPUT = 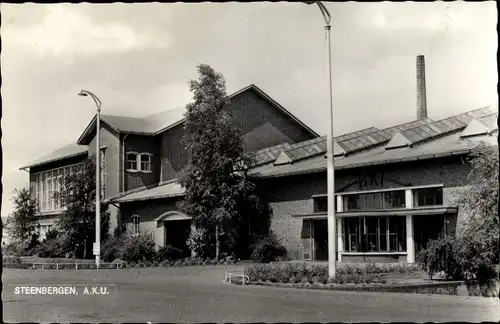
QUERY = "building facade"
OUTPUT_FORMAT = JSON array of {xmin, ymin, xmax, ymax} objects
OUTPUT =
[{"xmin": 19, "ymin": 83, "xmax": 498, "ymax": 262}]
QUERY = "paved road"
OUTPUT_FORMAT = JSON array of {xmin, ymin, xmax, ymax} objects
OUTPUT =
[{"xmin": 2, "ymin": 266, "xmax": 499, "ymax": 323}]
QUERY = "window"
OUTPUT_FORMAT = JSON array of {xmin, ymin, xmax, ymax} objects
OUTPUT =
[
  {"xmin": 140, "ymin": 154, "xmax": 152, "ymax": 172},
  {"xmin": 389, "ymin": 217, "xmax": 406, "ymax": 252},
  {"xmin": 34, "ymin": 164, "xmax": 81, "ymax": 213},
  {"xmin": 343, "ymin": 216, "xmax": 407, "ymax": 253},
  {"xmin": 126, "ymin": 152, "xmax": 138, "ymax": 171},
  {"xmin": 413, "ymin": 187, "xmax": 443, "ymax": 207},
  {"xmin": 132, "ymin": 215, "xmax": 140, "ymax": 236},
  {"xmin": 313, "ymin": 196, "xmax": 337, "ymax": 213},
  {"xmin": 343, "ymin": 190, "xmax": 406, "ymax": 211},
  {"xmin": 126, "ymin": 152, "xmax": 153, "ymax": 173}
]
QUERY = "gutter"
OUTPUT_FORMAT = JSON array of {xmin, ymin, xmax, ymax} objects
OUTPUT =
[
  {"xmin": 114, "ymin": 192, "xmax": 185, "ymax": 204},
  {"xmin": 249, "ymin": 148, "xmax": 473, "ymax": 179},
  {"xmin": 19, "ymin": 151, "xmax": 88, "ymax": 171}
]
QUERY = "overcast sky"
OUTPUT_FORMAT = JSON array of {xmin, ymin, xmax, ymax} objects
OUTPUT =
[{"xmin": 1, "ymin": 2, "xmax": 497, "ymax": 216}]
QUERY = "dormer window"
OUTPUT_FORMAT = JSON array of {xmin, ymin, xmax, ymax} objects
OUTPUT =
[
  {"xmin": 140, "ymin": 154, "xmax": 152, "ymax": 172},
  {"xmin": 126, "ymin": 152, "xmax": 153, "ymax": 173},
  {"xmin": 126, "ymin": 152, "xmax": 138, "ymax": 171}
]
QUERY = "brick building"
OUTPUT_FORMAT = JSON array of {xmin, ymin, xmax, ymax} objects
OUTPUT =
[{"xmin": 20, "ymin": 82, "xmax": 498, "ymax": 263}]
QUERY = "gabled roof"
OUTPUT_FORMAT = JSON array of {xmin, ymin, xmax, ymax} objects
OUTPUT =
[
  {"xmin": 77, "ymin": 84, "xmax": 319, "ymax": 145},
  {"xmin": 20, "ymin": 143, "xmax": 88, "ymax": 170}
]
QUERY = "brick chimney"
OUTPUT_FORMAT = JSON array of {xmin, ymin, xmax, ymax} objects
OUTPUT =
[{"xmin": 416, "ymin": 55, "xmax": 428, "ymax": 120}]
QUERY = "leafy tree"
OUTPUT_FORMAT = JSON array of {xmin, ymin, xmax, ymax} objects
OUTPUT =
[
  {"xmin": 178, "ymin": 64, "xmax": 271, "ymax": 259},
  {"xmin": 54, "ymin": 155, "xmax": 109, "ymax": 259},
  {"xmin": 6, "ymin": 187, "xmax": 39, "ymax": 255},
  {"xmin": 458, "ymin": 142, "xmax": 499, "ymax": 266},
  {"xmin": 419, "ymin": 142, "xmax": 499, "ymax": 281}
]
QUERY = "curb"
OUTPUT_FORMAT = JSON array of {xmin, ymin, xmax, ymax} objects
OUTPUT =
[{"xmin": 244, "ymin": 280, "xmax": 499, "ymax": 298}]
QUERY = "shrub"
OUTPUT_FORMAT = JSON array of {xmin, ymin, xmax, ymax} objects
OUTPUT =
[
  {"xmin": 186, "ymin": 228, "xmax": 211, "ymax": 259},
  {"xmin": 157, "ymin": 245, "xmax": 185, "ymax": 261},
  {"xmin": 101, "ymin": 236, "xmax": 124, "ymax": 262},
  {"xmin": 35, "ymin": 235, "xmax": 66, "ymax": 258},
  {"xmin": 250, "ymin": 233, "xmax": 288, "ymax": 263},
  {"xmin": 417, "ymin": 234, "xmax": 497, "ymax": 281},
  {"xmin": 244, "ymin": 263, "xmax": 382, "ymax": 285},
  {"xmin": 3, "ymin": 255, "xmax": 22, "ymax": 264},
  {"xmin": 119, "ymin": 232, "xmax": 157, "ymax": 263}
]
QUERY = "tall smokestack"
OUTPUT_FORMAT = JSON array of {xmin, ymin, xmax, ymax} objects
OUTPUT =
[{"xmin": 416, "ymin": 55, "xmax": 428, "ymax": 120}]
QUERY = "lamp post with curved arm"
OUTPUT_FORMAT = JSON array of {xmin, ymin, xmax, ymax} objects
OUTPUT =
[
  {"xmin": 304, "ymin": 1, "xmax": 336, "ymax": 279},
  {"xmin": 78, "ymin": 89, "xmax": 102, "ymax": 269}
]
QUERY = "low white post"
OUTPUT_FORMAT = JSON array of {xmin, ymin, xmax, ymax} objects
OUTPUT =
[
  {"xmin": 405, "ymin": 189, "xmax": 415, "ymax": 263},
  {"xmin": 76, "ymin": 263, "xmax": 78, "ymax": 270}
]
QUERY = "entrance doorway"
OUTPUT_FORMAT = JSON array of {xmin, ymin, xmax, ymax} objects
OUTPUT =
[
  {"xmin": 165, "ymin": 219, "xmax": 192, "ymax": 257},
  {"xmin": 313, "ymin": 219, "xmax": 328, "ymax": 260}
]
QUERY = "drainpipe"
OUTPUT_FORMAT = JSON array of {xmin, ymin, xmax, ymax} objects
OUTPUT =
[{"xmin": 122, "ymin": 134, "xmax": 129, "ymax": 194}]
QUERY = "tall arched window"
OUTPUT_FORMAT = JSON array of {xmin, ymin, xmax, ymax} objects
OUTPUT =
[{"xmin": 132, "ymin": 215, "xmax": 140, "ymax": 236}]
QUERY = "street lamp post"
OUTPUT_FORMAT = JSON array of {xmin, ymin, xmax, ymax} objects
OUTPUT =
[
  {"xmin": 78, "ymin": 89, "xmax": 102, "ymax": 269},
  {"xmin": 304, "ymin": 1, "xmax": 336, "ymax": 279}
]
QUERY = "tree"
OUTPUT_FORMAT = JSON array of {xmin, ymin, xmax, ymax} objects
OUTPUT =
[
  {"xmin": 6, "ymin": 187, "xmax": 39, "ymax": 255},
  {"xmin": 54, "ymin": 155, "xmax": 110, "ymax": 259},
  {"xmin": 178, "ymin": 64, "xmax": 271, "ymax": 259},
  {"xmin": 458, "ymin": 142, "xmax": 499, "ymax": 266}
]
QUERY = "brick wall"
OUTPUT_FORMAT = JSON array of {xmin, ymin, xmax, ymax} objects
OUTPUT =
[
  {"xmin": 228, "ymin": 88, "xmax": 315, "ymax": 153},
  {"xmin": 159, "ymin": 89, "xmax": 317, "ymax": 182},
  {"xmin": 160, "ymin": 124, "xmax": 187, "ymax": 183},
  {"xmin": 123, "ymin": 134, "xmax": 161, "ymax": 192},
  {"xmin": 120, "ymin": 198, "xmax": 182, "ymax": 224},
  {"xmin": 87, "ymin": 123, "xmax": 120, "ymax": 236},
  {"xmin": 255, "ymin": 156, "xmax": 473, "ymax": 260}
]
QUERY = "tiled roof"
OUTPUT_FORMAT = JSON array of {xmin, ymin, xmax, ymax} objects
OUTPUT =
[
  {"xmin": 20, "ymin": 143, "xmax": 88, "ymax": 170},
  {"xmin": 399, "ymin": 106, "xmax": 493, "ymax": 145},
  {"xmin": 248, "ymin": 106, "xmax": 497, "ymax": 179},
  {"xmin": 251, "ymin": 143, "xmax": 292, "ymax": 167},
  {"xmin": 337, "ymin": 118, "xmax": 434, "ymax": 154},
  {"xmin": 268, "ymin": 127, "xmax": 381, "ymax": 165},
  {"xmin": 249, "ymin": 131, "xmax": 497, "ymax": 179},
  {"xmin": 477, "ymin": 113, "xmax": 498, "ymax": 131},
  {"xmin": 113, "ymin": 181, "xmax": 185, "ymax": 203}
]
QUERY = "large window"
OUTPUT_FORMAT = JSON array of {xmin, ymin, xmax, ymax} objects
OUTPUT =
[
  {"xmin": 343, "ymin": 216, "xmax": 406, "ymax": 253},
  {"xmin": 413, "ymin": 187, "xmax": 443, "ymax": 207},
  {"xmin": 343, "ymin": 190, "xmax": 406, "ymax": 211},
  {"xmin": 34, "ymin": 164, "xmax": 82, "ymax": 213},
  {"xmin": 126, "ymin": 152, "xmax": 153, "ymax": 173}
]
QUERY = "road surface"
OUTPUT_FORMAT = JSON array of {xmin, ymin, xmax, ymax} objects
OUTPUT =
[{"xmin": 2, "ymin": 266, "xmax": 498, "ymax": 323}]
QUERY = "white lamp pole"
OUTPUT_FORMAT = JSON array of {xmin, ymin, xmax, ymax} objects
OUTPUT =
[
  {"xmin": 304, "ymin": 1, "xmax": 336, "ymax": 279},
  {"xmin": 78, "ymin": 89, "xmax": 102, "ymax": 269}
]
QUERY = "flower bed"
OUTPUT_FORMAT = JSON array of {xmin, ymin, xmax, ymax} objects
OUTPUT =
[{"xmin": 244, "ymin": 263, "xmax": 422, "ymax": 285}]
